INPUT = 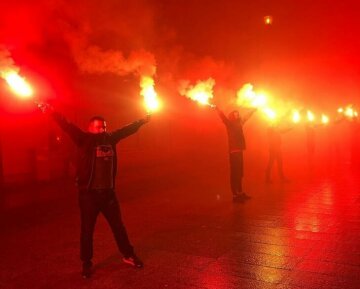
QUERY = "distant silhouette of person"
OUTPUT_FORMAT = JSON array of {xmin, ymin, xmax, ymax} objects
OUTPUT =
[
  {"xmin": 304, "ymin": 122, "xmax": 322, "ymax": 171},
  {"xmin": 305, "ymin": 124, "xmax": 315, "ymax": 167},
  {"xmin": 216, "ymin": 106, "xmax": 256, "ymax": 201},
  {"xmin": 324, "ymin": 115, "xmax": 346, "ymax": 171},
  {"xmin": 350, "ymin": 116, "xmax": 360, "ymax": 169},
  {"xmin": 39, "ymin": 103, "xmax": 149, "ymax": 278},
  {"xmin": 265, "ymin": 123, "xmax": 292, "ymax": 183}
]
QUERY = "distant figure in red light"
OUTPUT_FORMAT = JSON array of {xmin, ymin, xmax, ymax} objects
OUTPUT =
[
  {"xmin": 305, "ymin": 123, "xmax": 322, "ymax": 171},
  {"xmin": 350, "ymin": 116, "xmax": 360, "ymax": 169},
  {"xmin": 215, "ymin": 106, "xmax": 256, "ymax": 202},
  {"xmin": 265, "ymin": 123, "xmax": 292, "ymax": 183},
  {"xmin": 38, "ymin": 103, "xmax": 150, "ymax": 279}
]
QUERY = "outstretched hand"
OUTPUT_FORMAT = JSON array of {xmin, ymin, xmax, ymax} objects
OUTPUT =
[
  {"xmin": 250, "ymin": 107, "xmax": 258, "ymax": 115},
  {"xmin": 37, "ymin": 102, "xmax": 53, "ymax": 114},
  {"xmin": 144, "ymin": 113, "xmax": 151, "ymax": 123}
]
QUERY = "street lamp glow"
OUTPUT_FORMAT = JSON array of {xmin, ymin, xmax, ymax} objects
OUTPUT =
[{"xmin": 264, "ymin": 16, "xmax": 273, "ymax": 25}]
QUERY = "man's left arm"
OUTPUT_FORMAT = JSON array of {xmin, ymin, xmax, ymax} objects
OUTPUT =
[
  {"xmin": 242, "ymin": 108, "xmax": 257, "ymax": 124},
  {"xmin": 111, "ymin": 115, "xmax": 150, "ymax": 143}
]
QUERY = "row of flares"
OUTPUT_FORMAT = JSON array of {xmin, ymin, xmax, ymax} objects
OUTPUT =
[
  {"xmin": 182, "ymin": 79, "xmax": 359, "ymax": 125},
  {"xmin": 1, "ymin": 61, "xmax": 358, "ymax": 125}
]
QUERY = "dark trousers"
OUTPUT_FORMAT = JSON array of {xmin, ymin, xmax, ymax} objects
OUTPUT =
[
  {"xmin": 229, "ymin": 152, "xmax": 244, "ymax": 195},
  {"xmin": 79, "ymin": 190, "xmax": 134, "ymax": 265}
]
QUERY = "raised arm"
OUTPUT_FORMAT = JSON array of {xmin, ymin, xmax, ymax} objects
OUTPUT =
[
  {"xmin": 242, "ymin": 108, "xmax": 257, "ymax": 124},
  {"xmin": 110, "ymin": 114, "xmax": 150, "ymax": 143},
  {"xmin": 38, "ymin": 103, "xmax": 86, "ymax": 146},
  {"xmin": 215, "ymin": 106, "xmax": 230, "ymax": 126}
]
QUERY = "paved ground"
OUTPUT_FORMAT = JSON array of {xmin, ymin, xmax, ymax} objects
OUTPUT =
[{"xmin": 1, "ymin": 159, "xmax": 360, "ymax": 289}]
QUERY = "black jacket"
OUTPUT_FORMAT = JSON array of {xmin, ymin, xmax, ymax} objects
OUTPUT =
[
  {"xmin": 52, "ymin": 112, "xmax": 146, "ymax": 189},
  {"xmin": 217, "ymin": 110, "xmax": 246, "ymax": 151}
]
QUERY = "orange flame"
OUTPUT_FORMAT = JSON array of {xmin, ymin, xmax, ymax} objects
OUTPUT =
[
  {"xmin": 262, "ymin": 107, "xmax": 277, "ymax": 121},
  {"xmin": 307, "ymin": 110, "xmax": 315, "ymax": 122},
  {"xmin": 237, "ymin": 83, "xmax": 268, "ymax": 108},
  {"xmin": 292, "ymin": 110, "xmax": 301, "ymax": 123},
  {"xmin": 344, "ymin": 106, "xmax": 355, "ymax": 118},
  {"xmin": 140, "ymin": 76, "xmax": 160, "ymax": 113},
  {"xmin": 2, "ymin": 70, "xmax": 33, "ymax": 98},
  {"xmin": 321, "ymin": 114, "xmax": 329, "ymax": 124},
  {"xmin": 179, "ymin": 78, "xmax": 215, "ymax": 107},
  {"xmin": 338, "ymin": 105, "xmax": 358, "ymax": 119}
]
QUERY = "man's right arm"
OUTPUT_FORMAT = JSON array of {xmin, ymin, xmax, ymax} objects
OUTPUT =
[{"xmin": 39, "ymin": 103, "xmax": 85, "ymax": 145}]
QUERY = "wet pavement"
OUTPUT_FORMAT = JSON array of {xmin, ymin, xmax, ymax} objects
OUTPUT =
[{"xmin": 1, "ymin": 160, "xmax": 360, "ymax": 289}]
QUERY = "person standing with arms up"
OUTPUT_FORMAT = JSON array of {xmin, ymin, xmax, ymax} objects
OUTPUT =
[
  {"xmin": 265, "ymin": 123, "xmax": 292, "ymax": 183},
  {"xmin": 216, "ymin": 106, "xmax": 256, "ymax": 202},
  {"xmin": 39, "ymin": 103, "xmax": 150, "ymax": 278}
]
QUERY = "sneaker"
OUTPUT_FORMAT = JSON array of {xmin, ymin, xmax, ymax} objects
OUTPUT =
[
  {"xmin": 123, "ymin": 255, "xmax": 144, "ymax": 268},
  {"xmin": 81, "ymin": 265, "xmax": 92, "ymax": 279},
  {"xmin": 240, "ymin": 192, "xmax": 252, "ymax": 200},
  {"xmin": 232, "ymin": 194, "xmax": 245, "ymax": 203}
]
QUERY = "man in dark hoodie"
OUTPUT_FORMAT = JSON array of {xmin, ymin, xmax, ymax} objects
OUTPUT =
[
  {"xmin": 216, "ymin": 106, "xmax": 256, "ymax": 202},
  {"xmin": 39, "ymin": 104, "xmax": 149, "ymax": 278}
]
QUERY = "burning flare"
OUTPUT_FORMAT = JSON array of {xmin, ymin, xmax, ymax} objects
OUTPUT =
[
  {"xmin": 2, "ymin": 71, "xmax": 34, "ymax": 98},
  {"xmin": 179, "ymin": 78, "xmax": 215, "ymax": 107},
  {"xmin": 321, "ymin": 114, "xmax": 329, "ymax": 124},
  {"xmin": 307, "ymin": 110, "xmax": 315, "ymax": 122},
  {"xmin": 338, "ymin": 105, "xmax": 358, "ymax": 119},
  {"xmin": 345, "ymin": 106, "xmax": 356, "ymax": 118},
  {"xmin": 292, "ymin": 110, "xmax": 301, "ymax": 123},
  {"xmin": 140, "ymin": 76, "xmax": 160, "ymax": 113},
  {"xmin": 0, "ymin": 47, "xmax": 33, "ymax": 98},
  {"xmin": 262, "ymin": 107, "xmax": 277, "ymax": 121},
  {"xmin": 236, "ymin": 83, "xmax": 268, "ymax": 108}
]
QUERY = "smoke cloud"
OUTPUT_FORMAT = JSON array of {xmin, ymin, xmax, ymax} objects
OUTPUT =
[
  {"xmin": 1, "ymin": 0, "xmax": 360, "ymax": 107},
  {"xmin": 69, "ymin": 41, "xmax": 156, "ymax": 77},
  {"xmin": 0, "ymin": 47, "xmax": 19, "ymax": 75}
]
